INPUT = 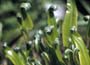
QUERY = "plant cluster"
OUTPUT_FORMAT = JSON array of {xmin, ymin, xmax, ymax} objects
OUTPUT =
[{"xmin": 0, "ymin": 0, "xmax": 90, "ymax": 65}]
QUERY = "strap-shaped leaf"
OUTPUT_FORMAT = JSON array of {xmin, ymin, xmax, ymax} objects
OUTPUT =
[
  {"xmin": 5, "ymin": 48, "xmax": 25, "ymax": 65},
  {"xmin": 44, "ymin": 24, "xmax": 57, "ymax": 47},
  {"xmin": 48, "ymin": 14, "xmax": 58, "ymax": 38},
  {"xmin": 72, "ymin": 32, "xmax": 90, "ymax": 65},
  {"xmin": 71, "ymin": 0, "xmax": 78, "ymax": 27},
  {"xmin": 62, "ymin": 0, "xmax": 78, "ymax": 47},
  {"xmin": 55, "ymin": 45, "xmax": 65, "ymax": 64},
  {"xmin": 45, "ymin": 13, "xmax": 58, "ymax": 47},
  {"xmin": 22, "ymin": 13, "xmax": 33, "ymax": 31}
]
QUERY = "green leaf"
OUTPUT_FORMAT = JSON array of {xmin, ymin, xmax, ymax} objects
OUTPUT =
[
  {"xmin": 62, "ymin": 0, "xmax": 78, "ymax": 47},
  {"xmin": 22, "ymin": 13, "xmax": 33, "ymax": 31},
  {"xmin": 45, "ymin": 14, "xmax": 58, "ymax": 47},
  {"xmin": 70, "ymin": 0, "xmax": 78, "ymax": 27},
  {"xmin": 55, "ymin": 45, "xmax": 65, "ymax": 64},
  {"xmin": 48, "ymin": 15, "xmax": 58, "ymax": 37},
  {"xmin": 72, "ymin": 32, "xmax": 90, "ymax": 65},
  {"xmin": 47, "ymin": 14, "xmax": 56, "ymax": 26},
  {"xmin": 34, "ymin": 39, "xmax": 40, "ymax": 52},
  {"xmin": 5, "ymin": 48, "xmax": 25, "ymax": 65}
]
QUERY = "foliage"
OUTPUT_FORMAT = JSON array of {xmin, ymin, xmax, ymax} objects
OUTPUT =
[{"xmin": 0, "ymin": 0, "xmax": 90, "ymax": 65}]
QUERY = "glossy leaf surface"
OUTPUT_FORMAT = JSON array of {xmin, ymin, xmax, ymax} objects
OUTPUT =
[
  {"xmin": 62, "ymin": 0, "xmax": 78, "ymax": 47},
  {"xmin": 72, "ymin": 32, "xmax": 90, "ymax": 65}
]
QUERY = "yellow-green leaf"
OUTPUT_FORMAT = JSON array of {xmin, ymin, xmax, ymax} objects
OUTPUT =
[
  {"xmin": 22, "ymin": 13, "xmax": 33, "ymax": 31},
  {"xmin": 72, "ymin": 32, "xmax": 90, "ymax": 65},
  {"xmin": 62, "ymin": 0, "xmax": 78, "ymax": 47},
  {"xmin": 5, "ymin": 48, "xmax": 25, "ymax": 65},
  {"xmin": 55, "ymin": 45, "xmax": 65, "ymax": 64}
]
